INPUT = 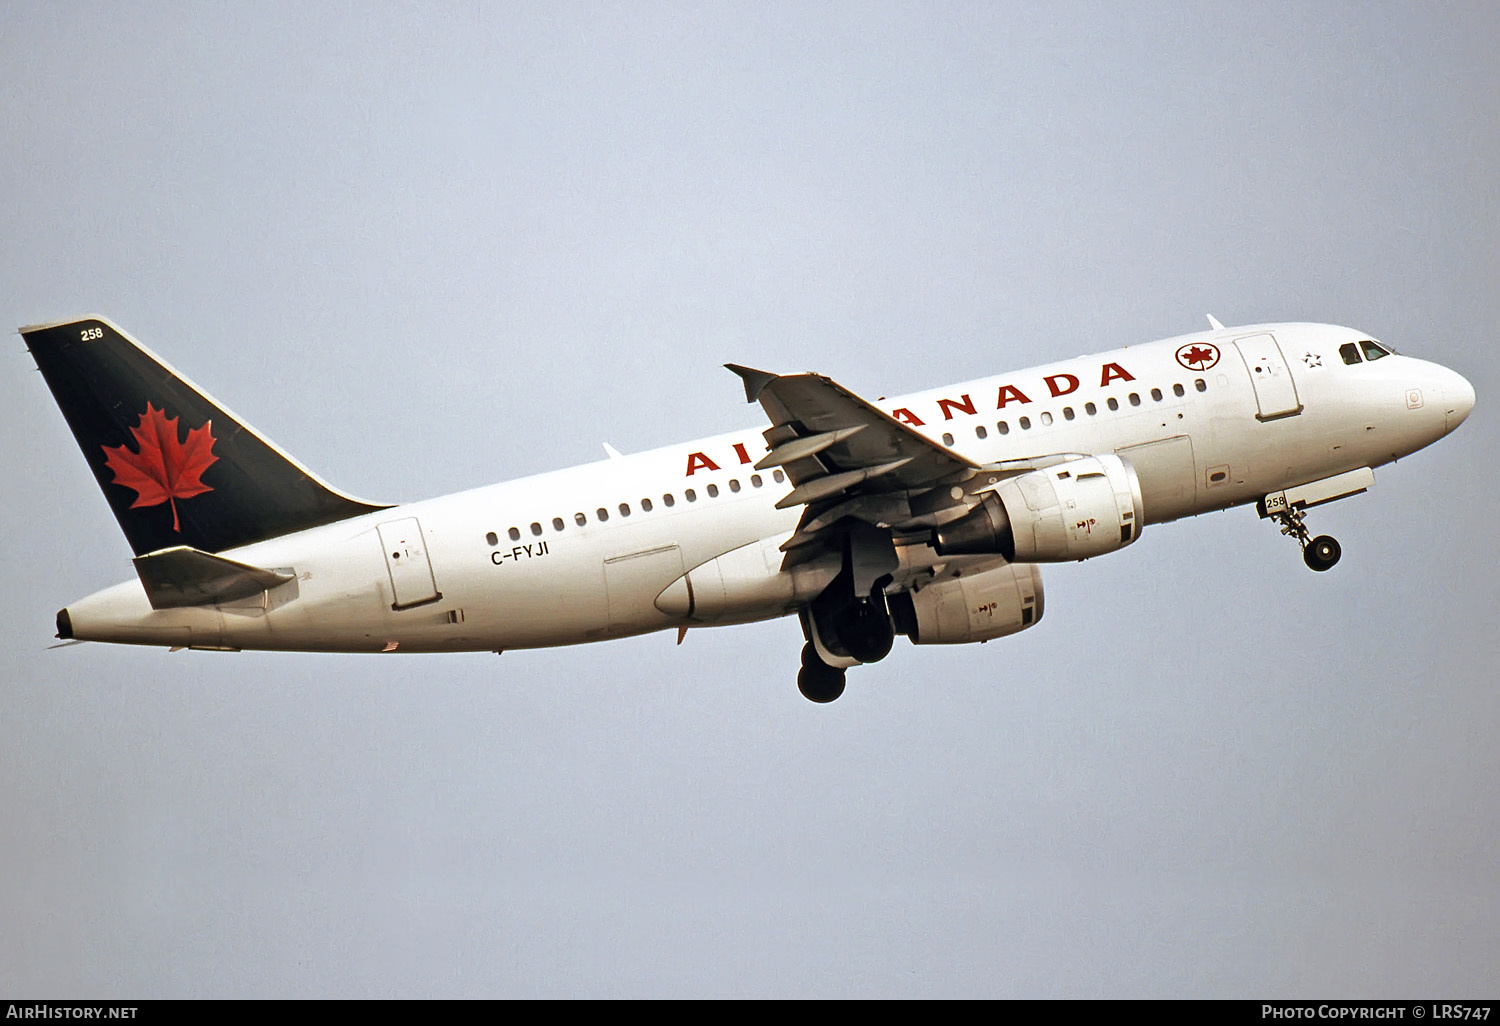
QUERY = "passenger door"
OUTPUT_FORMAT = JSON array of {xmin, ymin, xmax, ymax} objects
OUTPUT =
[
  {"xmin": 1234, "ymin": 333, "xmax": 1303, "ymax": 420},
  {"xmin": 377, "ymin": 517, "xmax": 442, "ymax": 610}
]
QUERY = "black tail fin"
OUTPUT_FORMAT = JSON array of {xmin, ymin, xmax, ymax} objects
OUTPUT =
[{"xmin": 22, "ymin": 315, "xmax": 390, "ymax": 556}]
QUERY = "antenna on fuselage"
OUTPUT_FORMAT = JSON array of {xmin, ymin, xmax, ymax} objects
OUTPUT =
[{"xmin": 1206, "ymin": 314, "xmax": 1225, "ymax": 331}]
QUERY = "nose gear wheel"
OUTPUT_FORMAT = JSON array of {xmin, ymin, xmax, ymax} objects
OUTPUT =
[{"xmin": 1270, "ymin": 506, "xmax": 1342, "ymax": 572}]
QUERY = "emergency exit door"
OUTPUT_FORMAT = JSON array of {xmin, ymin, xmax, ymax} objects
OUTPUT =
[{"xmin": 378, "ymin": 517, "xmax": 442, "ymax": 610}]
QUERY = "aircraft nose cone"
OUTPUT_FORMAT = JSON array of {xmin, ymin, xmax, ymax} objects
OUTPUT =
[{"xmin": 1445, "ymin": 369, "xmax": 1476, "ymax": 432}]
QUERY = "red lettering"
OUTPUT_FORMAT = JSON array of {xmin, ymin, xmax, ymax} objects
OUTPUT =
[
  {"xmin": 1044, "ymin": 373, "xmax": 1079, "ymax": 398},
  {"xmin": 890, "ymin": 408, "xmax": 925, "ymax": 427},
  {"xmin": 1100, "ymin": 362, "xmax": 1135, "ymax": 386},
  {"xmin": 996, "ymin": 385, "xmax": 1032, "ymax": 409},
  {"xmin": 732, "ymin": 442, "xmax": 752, "ymax": 464},
  {"xmin": 937, "ymin": 394, "xmax": 977, "ymax": 421},
  {"xmin": 685, "ymin": 452, "xmax": 720, "ymax": 476}
]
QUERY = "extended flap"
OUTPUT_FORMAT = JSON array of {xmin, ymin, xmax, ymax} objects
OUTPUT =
[{"xmin": 132, "ymin": 545, "xmax": 294, "ymax": 610}]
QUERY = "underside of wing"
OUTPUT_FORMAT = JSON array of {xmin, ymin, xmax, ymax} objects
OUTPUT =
[
  {"xmin": 723, "ymin": 364, "xmax": 1088, "ymax": 694},
  {"xmin": 725, "ymin": 364, "xmax": 1092, "ymax": 565}
]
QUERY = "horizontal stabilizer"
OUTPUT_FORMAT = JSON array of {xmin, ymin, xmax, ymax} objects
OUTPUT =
[{"xmin": 132, "ymin": 545, "xmax": 294, "ymax": 610}]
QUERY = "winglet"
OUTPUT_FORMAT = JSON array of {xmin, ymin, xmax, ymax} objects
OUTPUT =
[
  {"xmin": 724, "ymin": 363, "xmax": 779, "ymax": 403},
  {"xmin": 1206, "ymin": 314, "xmax": 1225, "ymax": 331}
]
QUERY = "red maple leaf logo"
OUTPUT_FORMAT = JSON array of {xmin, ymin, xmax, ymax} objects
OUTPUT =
[
  {"xmin": 101, "ymin": 403, "xmax": 218, "ymax": 532},
  {"xmin": 1176, "ymin": 343, "xmax": 1220, "ymax": 370}
]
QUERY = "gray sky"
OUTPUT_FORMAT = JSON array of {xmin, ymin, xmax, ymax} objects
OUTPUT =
[{"xmin": 2, "ymin": 1, "xmax": 1497, "ymax": 998}]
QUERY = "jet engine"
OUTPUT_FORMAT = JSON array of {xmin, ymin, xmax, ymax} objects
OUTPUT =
[
  {"xmin": 933, "ymin": 454, "xmax": 1144, "ymax": 562},
  {"xmin": 888, "ymin": 562, "xmax": 1045, "ymax": 645}
]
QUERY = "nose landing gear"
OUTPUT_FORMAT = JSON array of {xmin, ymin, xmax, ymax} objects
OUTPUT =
[
  {"xmin": 1303, "ymin": 534, "xmax": 1341, "ymax": 572},
  {"xmin": 1269, "ymin": 504, "xmax": 1342, "ymax": 571}
]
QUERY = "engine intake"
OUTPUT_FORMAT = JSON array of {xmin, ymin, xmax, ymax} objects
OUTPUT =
[{"xmin": 933, "ymin": 455, "xmax": 1144, "ymax": 562}]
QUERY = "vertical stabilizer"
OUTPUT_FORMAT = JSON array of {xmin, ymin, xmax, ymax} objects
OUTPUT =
[{"xmin": 22, "ymin": 315, "xmax": 389, "ymax": 555}]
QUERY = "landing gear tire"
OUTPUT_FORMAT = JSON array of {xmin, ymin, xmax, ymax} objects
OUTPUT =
[
  {"xmin": 1303, "ymin": 535, "xmax": 1341, "ymax": 572},
  {"xmin": 836, "ymin": 600, "xmax": 894, "ymax": 664},
  {"xmin": 1268, "ymin": 503, "xmax": 1342, "ymax": 573},
  {"xmin": 797, "ymin": 643, "xmax": 846, "ymax": 704}
]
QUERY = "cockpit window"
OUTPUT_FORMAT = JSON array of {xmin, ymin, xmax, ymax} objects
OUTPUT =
[
  {"xmin": 1339, "ymin": 342, "xmax": 1363, "ymax": 365},
  {"xmin": 1360, "ymin": 339, "xmax": 1391, "ymax": 361}
]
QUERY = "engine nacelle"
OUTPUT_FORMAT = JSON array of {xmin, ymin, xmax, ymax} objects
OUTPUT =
[
  {"xmin": 889, "ymin": 562, "xmax": 1045, "ymax": 645},
  {"xmin": 933, "ymin": 454, "xmax": 1144, "ymax": 562}
]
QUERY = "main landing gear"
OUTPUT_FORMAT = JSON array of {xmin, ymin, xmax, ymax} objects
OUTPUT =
[
  {"xmin": 797, "ymin": 587, "xmax": 892, "ymax": 704},
  {"xmin": 1269, "ymin": 504, "xmax": 1342, "ymax": 572},
  {"xmin": 798, "ymin": 643, "xmax": 846, "ymax": 703},
  {"xmin": 795, "ymin": 521, "xmax": 898, "ymax": 703}
]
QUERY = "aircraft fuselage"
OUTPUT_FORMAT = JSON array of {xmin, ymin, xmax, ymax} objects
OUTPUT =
[{"xmin": 55, "ymin": 321, "xmax": 1473, "ymax": 658}]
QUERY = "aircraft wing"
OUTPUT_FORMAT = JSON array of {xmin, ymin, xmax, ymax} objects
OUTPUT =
[
  {"xmin": 729, "ymin": 364, "xmax": 1045, "ymax": 563},
  {"xmin": 727, "ymin": 363, "xmax": 979, "ymax": 488}
]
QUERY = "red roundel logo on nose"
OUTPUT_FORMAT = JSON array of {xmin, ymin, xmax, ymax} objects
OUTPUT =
[{"xmin": 1175, "ymin": 342, "xmax": 1220, "ymax": 371}]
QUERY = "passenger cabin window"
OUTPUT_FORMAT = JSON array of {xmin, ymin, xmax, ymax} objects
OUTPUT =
[
  {"xmin": 508, "ymin": 527, "xmax": 521, "ymax": 542},
  {"xmin": 641, "ymin": 497, "xmax": 653, "ymax": 511},
  {"xmin": 663, "ymin": 493, "xmax": 676, "ymax": 507},
  {"xmin": 1360, "ymin": 339, "xmax": 1391, "ymax": 361},
  {"xmin": 706, "ymin": 484, "xmax": 719, "ymax": 498},
  {"xmin": 1019, "ymin": 416, "xmax": 1031, "ymax": 430},
  {"xmin": 1063, "ymin": 407, "xmax": 1075, "ymax": 421},
  {"xmin": 530, "ymin": 522, "xmax": 543, "ymax": 537},
  {"xmin": 1129, "ymin": 393, "xmax": 1141, "ymax": 406},
  {"xmin": 772, "ymin": 470, "xmax": 785, "ymax": 484},
  {"xmin": 1194, "ymin": 378, "xmax": 1207, "ymax": 392},
  {"xmin": 1340, "ymin": 342, "xmax": 1363, "ymax": 365},
  {"xmin": 618, "ymin": 503, "xmax": 631, "ymax": 517},
  {"xmin": 596, "ymin": 507, "xmax": 609, "ymax": 522},
  {"xmin": 1085, "ymin": 402, "xmax": 1097, "ymax": 416},
  {"xmin": 574, "ymin": 512, "xmax": 587, "ymax": 526},
  {"xmin": 685, "ymin": 488, "xmax": 697, "ymax": 502},
  {"xmin": 942, "ymin": 432, "xmax": 954, "ymax": 446},
  {"xmin": 975, "ymin": 425, "xmax": 987, "ymax": 439},
  {"xmin": 997, "ymin": 421, "xmax": 1009, "ymax": 434},
  {"xmin": 1039, "ymin": 411, "xmax": 1053, "ymax": 426},
  {"xmin": 552, "ymin": 517, "xmax": 564, "ymax": 532},
  {"xmin": 1151, "ymin": 388, "xmax": 1163, "ymax": 401},
  {"xmin": 486, "ymin": 532, "xmax": 498, "ymax": 546},
  {"xmin": 1173, "ymin": 383, "xmax": 1185, "ymax": 397},
  {"xmin": 728, "ymin": 479, "xmax": 740, "ymax": 493},
  {"xmin": 1107, "ymin": 397, "xmax": 1119, "ymax": 411}
]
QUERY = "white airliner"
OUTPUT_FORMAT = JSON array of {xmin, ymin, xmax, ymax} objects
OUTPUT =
[{"xmin": 23, "ymin": 315, "xmax": 1474, "ymax": 701}]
